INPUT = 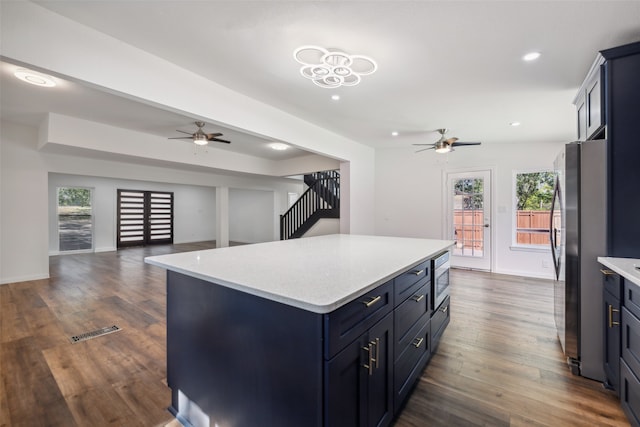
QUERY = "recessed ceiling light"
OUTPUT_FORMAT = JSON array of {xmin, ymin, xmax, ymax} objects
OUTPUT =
[
  {"xmin": 14, "ymin": 68, "xmax": 56, "ymax": 87},
  {"xmin": 523, "ymin": 52, "xmax": 541, "ymax": 61},
  {"xmin": 269, "ymin": 142, "xmax": 289, "ymax": 151},
  {"xmin": 331, "ymin": 94, "xmax": 340, "ymax": 101},
  {"xmin": 391, "ymin": 131, "xmax": 399, "ymax": 136},
  {"xmin": 510, "ymin": 122, "xmax": 521, "ymax": 127}
]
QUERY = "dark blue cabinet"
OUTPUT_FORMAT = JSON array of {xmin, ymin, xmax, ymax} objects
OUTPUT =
[
  {"xmin": 325, "ymin": 312, "xmax": 394, "ymax": 427},
  {"xmin": 576, "ymin": 41, "xmax": 640, "ymax": 259},
  {"xmin": 166, "ymin": 253, "xmax": 449, "ymax": 427},
  {"xmin": 604, "ymin": 287, "xmax": 621, "ymax": 393},
  {"xmin": 600, "ymin": 42, "xmax": 640, "ymax": 258}
]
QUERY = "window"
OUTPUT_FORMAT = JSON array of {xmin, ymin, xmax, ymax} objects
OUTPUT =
[
  {"xmin": 514, "ymin": 171, "xmax": 554, "ymax": 248},
  {"xmin": 58, "ymin": 187, "xmax": 93, "ymax": 252}
]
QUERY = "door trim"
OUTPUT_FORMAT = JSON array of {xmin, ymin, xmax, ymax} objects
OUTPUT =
[{"xmin": 442, "ymin": 167, "xmax": 495, "ymax": 272}]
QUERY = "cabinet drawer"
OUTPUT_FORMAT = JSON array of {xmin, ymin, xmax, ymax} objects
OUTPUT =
[
  {"xmin": 621, "ymin": 359, "xmax": 640, "ymax": 427},
  {"xmin": 394, "ymin": 260, "xmax": 430, "ymax": 305},
  {"xmin": 394, "ymin": 282, "xmax": 430, "ymax": 355},
  {"xmin": 602, "ymin": 268, "xmax": 623, "ymax": 300},
  {"xmin": 394, "ymin": 319, "xmax": 430, "ymax": 413},
  {"xmin": 431, "ymin": 296, "xmax": 451, "ymax": 348},
  {"xmin": 324, "ymin": 280, "xmax": 394, "ymax": 360},
  {"xmin": 625, "ymin": 281, "xmax": 640, "ymax": 321}
]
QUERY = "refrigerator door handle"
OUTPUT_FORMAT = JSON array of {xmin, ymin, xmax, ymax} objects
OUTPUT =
[{"xmin": 550, "ymin": 175, "xmax": 561, "ymax": 280}]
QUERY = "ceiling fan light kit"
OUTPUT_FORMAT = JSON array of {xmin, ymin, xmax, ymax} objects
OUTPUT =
[
  {"xmin": 169, "ymin": 121, "xmax": 231, "ymax": 146},
  {"xmin": 293, "ymin": 45, "xmax": 377, "ymax": 88},
  {"xmin": 193, "ymin": 133, "xmax": 209, "ymax": 146},
  {"xmin": 413, "ymin": 128, "xmax": 481, "ymax": 154}
]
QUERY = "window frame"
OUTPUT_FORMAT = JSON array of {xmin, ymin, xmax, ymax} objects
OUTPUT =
[
  {"xmin": 511, "ymin": 169, "xmax": 554, "ymax": 252},
  {"xmin": 57, "ymin": 186, "xmax": 94, "ymax": 253}
]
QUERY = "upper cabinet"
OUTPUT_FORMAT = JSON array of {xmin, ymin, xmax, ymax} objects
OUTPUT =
[
  {"xmin": 574, "ymin": 41, "xmax": 640, "ymax": 258},
  {"xmin": 574, "ymin": 55, "xmax": 605, "ymax": 141}
]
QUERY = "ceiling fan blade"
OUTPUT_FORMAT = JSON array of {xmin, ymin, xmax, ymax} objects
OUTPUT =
[
  {"xmin": 451, "ymin": 142, "xmax": 482, "ymax": 146},
  {"xmin": 415, "ymin": 147, "xmax": 435, "ymax": 153},
  {"xmin": 444, "ymin": 137, "xmax": 458, "ymax": 144},
  {"xmin": 168, "ymin": 137, "xmax": 193, "ymax": 140},
  {"xmin": 205, "ymin": 133, "xmax": 223, "ymax": 138},
  {"xmin": 175, "ymin": 130, "xmax": 193, "ymax": 135},
  {"xmin": 210, "ymin": 138, "xmax": 231, "ymax": 144},
  {"xmin": 412, "ymin": 143, "xmax": 436, "ymax": 146}
]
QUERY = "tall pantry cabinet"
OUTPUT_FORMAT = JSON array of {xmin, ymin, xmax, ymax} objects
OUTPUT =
[{"xmin": 574, "ymin": 41, "xmax": 640, "ymax": 259}]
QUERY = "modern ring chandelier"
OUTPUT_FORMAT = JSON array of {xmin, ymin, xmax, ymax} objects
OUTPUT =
[{"xmin": 293, "ymin": 45, "xmax": 377, "ymax": 88}]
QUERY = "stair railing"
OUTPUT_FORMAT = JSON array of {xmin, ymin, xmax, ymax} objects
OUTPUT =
[{"xmin": 280, "ymin": 172, "xmax": 340, "ymax": 240}]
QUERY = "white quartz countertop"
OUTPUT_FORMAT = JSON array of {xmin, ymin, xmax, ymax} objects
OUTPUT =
[
  {"xmin": 598, "ymin": 257, "xmax": 640, "ymax": 287},
  {"xmin": 145, "ymin": 234, "xmax": 454, "ymax": 313}
]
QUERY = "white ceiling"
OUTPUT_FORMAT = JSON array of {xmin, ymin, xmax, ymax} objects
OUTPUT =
[{"xmin": 2, "ymin": 1, "xmax": 640, "ymax": 155}]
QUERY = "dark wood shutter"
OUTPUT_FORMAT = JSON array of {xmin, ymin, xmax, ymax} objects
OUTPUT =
[
  {"xmin": 148, "ymin": 191, "xmax": 173, "ymax": 244},
  {"xmin": 117, "ymin": 190, "xmax": 173, "ymax": 248}
]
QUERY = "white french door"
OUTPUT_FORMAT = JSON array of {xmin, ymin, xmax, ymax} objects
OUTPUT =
[{"xmin": 446, "ymin": 170, "xmax": 492, "ymax": 270}]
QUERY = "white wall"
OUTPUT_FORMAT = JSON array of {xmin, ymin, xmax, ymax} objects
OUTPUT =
[
  {"xmin": 1, "ymin": 120, "xmax": 304, "ymax": 284},
  {"xmin": 1, "ymin": 1, "xmax": 376, "ymax": 234},
  {"xmin": 375, "ymin": 141, "xmax": 565, "ymax": 279},
  {"xmin": 229, "ymin": 188, "xmax": 274, "ymax": 244},
  {"xmin": 302, "ymin": 218, "xmax": 341, "ymax": 238},
  {"xmin": 48, "ymin": 174, "xmax": 217, "ymax": 254},
  {"xmin": 0, "ymin": 122, "xmax": 50, "ymax": 283}
]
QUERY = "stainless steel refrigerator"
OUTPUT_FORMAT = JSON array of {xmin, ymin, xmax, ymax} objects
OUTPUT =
[{"xmin": 550, "ymin": 139, "xmax": 607, "ymax": 381}]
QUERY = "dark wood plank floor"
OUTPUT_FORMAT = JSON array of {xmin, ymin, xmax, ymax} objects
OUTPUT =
[
  {"xmin": 0, "ymin": 243, "xmax": 628, "ymax": 426},
  {"xmin": 394, "ymin": 269, "xmax": 627, "ymax": 427}
]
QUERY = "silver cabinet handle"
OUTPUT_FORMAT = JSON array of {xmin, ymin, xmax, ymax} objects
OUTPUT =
[
  {"xmin": 412, "ymin": 269, "xmax": 424, "ymax": 276},
  {"xmin": 362, "ymin": 338, "xmax": 380, "ymax": 375},
  {"xmin": 608, "ymin": 304, "xmax": 620, "ymax": 328},
  {"xmin": 411, "ymin": 294, "xmax": 425, "ymax": 303},
  {"xmin": 362, "ymin": 343, "xmax": 373, "ymax": 375},
  {"xmin": 412, "ymin": 337, "xmax": 424, "ymax": 348},
  {"xmin": 361, "ymin": 295, "xmax": 381, "ymax": 307},
  {"xmin": 441, "ymin": 305, "xmax": 449, "ymax": 314},
  {"xmin": 371, "ymin": 338, "xmax": 380, "ymax": 369},
  {"xmin": 600, "ymin": 269, "xmax": 616, "ymax": 276}
]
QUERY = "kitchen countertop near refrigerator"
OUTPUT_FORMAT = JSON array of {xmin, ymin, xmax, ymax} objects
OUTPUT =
[{"xmin": 598, "ymin": 257, "xmax": 640, "ymax": 286}]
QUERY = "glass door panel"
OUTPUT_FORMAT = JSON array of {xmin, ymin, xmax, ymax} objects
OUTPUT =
[
  {"xmin": 447, "ymin": 170, "xmax": 491, "ymax": 270},
  {"xmin": 57, "ymin": 187, "xmax": 93, "ymax": 252}
]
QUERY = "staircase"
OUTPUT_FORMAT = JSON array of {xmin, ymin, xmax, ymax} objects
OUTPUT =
[{"xmin": 280, "ymin": 170, "xmax": 340, "ymax": 240}]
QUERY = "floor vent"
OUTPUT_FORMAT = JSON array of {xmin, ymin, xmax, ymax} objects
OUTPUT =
[{"xmin": 70, "ymin": 325, "xmax": 121, "ymax": 344}]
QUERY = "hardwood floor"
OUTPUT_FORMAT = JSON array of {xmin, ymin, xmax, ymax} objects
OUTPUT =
[
  {"xmin": 394, "ymin": 269, "xmax": 627, "ymax": 427},
  {"xmin": 0, "ymin": 244, "xmax": 628, "ymax": 426}
]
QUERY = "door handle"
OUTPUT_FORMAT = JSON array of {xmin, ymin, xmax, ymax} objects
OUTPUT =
[{"xmin": 484, "ymin": 224, "xmax": 489, "ymax": 228}]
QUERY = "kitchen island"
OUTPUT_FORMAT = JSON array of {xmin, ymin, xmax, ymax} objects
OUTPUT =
[{"xmin": 146, "ymin": 234, "xmax": 454, "ymax": 427}]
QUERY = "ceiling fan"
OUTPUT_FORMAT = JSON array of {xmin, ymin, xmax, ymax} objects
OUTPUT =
[
  {"xmin": 169, "ymin": 121, "xmax": 231, "ymax": 146},
  {"xmin": 413, "ymin": 129, "xmax": 481, "ymax": 153}
]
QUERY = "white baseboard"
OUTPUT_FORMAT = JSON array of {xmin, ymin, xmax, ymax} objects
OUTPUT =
[
  {"xmin": 491, "ymin": 268, "xmax": 555, "ymax": 280},
  {"xmin": 95, "ymin": 246, "xmax": 116, "ymax": 253},
  {"xmin": 0, "ymin": 273, "xmax": 50, "ymax": 285}
]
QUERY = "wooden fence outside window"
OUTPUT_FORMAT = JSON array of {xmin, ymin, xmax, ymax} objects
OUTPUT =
[{"xmin": 453, "ymin": 210, "xmax": 551, "ymax": 249}]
